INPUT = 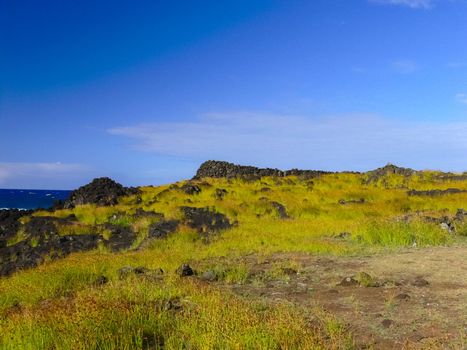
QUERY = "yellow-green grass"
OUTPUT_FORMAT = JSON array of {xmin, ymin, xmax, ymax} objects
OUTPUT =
[
  {"xmin": 1, "ymin": 275, "xmax": 353, "ymax": 349},
  {"xmin": 1, "ymin": 171, "xmax": 466, "ymax": 348}
]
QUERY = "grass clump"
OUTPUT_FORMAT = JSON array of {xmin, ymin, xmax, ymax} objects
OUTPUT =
[{"xmin": 355, "ymin": 220, "xmax": 451, "ymax": 247}]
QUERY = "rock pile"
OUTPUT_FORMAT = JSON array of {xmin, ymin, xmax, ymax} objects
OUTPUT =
[
  {"xmin": 364, "ymin": 163, "xmax": 415, "ymax": 183},
  {"xmin": 180, "ymin": 206, "xmax": 232, "ymax": 233},
  {"xmin": 63, "ymin": 177, "xmax": 140, "ymax": 208},
  {"xmin": 193, "ymin": 160, "xmax": 332, "ymax": 180},
  {"xmin": 0, "ymin": 214, "xmax": 100, "ymax": 276},
  {"xmin": 0, "ymin": 210, "xmax": 139, "ymax": 276}
]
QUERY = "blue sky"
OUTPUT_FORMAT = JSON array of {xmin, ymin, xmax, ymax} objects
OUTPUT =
[{"xmin": 1, "ymin": 0, "xmax": 467, "ymax": 189}]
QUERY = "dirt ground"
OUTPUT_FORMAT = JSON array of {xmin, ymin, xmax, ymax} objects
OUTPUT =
[{"xmin": 211, "ymin": 245, "xmax": 467, "ymax": 349}]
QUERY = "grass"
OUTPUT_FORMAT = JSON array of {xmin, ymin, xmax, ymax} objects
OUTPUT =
[{"xmin": 1, "ymin": 170, "xmax": 467, "ymax": 348}]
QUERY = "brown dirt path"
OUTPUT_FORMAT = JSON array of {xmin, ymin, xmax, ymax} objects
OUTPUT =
[{"xmin": 212, "ymin": 245, "xmax": 467, "ymax": 349}]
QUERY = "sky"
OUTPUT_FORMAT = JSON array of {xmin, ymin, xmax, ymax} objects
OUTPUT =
[{"xmin": 1, "ymin": 0, "xmax": 467, "ymax": 189}]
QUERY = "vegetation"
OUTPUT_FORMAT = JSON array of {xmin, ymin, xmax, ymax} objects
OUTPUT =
[{"xmin": 1, "ymin": 169, "xmax": 467, "ymax": 349}]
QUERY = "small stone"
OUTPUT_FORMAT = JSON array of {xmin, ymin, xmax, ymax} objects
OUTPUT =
[
  {"xmin": 134, "ymin": 266, "xmax": 150, "ymax": 275},
  {"xmin": 336, "ymin": 232, "xmax": 351, "ymax": 239},
  {"xmin": 381, "ymin": 319, "xmax": 394, "ymax": 328},
  {"xmin": 200, "ymin": 270, "xmax": 217, "ymax": 282},
  {"xmin": 395, "ymin": 293, "xmax": 411, "ymax": 301},
  {"xmin": 411, "ymin": 278, "xmax": 429, "ymax": 287},
  {"xmin": 177, "ymin": 264, "xmax": 194, "ymax": 277},
  {"xmin": 117, "ymin": 265, "xmax": 134, "ymax": 279},
  {"xmin": 339, "ymin": 276, "xmax": 358, "ymax": 286},
  {"xmin": 95, "ymin": 275, "xmax": 108, "ymax": 285},
  {"xmin": 355, "ymin": 271, "xmax": 377, "ymax": 287},
  {"xmin": 281, "ymin": 267, "xmax": 298, "ymax": 275}
]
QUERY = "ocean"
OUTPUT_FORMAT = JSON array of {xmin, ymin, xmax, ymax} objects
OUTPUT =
[{"xmin": 0, "ymin": 189, "xmax": 71, "ymax": 210}]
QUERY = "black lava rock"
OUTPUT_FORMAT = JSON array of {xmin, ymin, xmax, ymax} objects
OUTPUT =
[
  {"xmin": 103, "ymin": 224, "xmax": 136, "ymax": 252},
  {"xmin": 181, "ymin": 184, "xmax": 202, "ymax": 195},
  {"xmin": 148, "ymin": 220, "xmax": 180, "ymax": 239},
  {"xmin": 179, "ymin": 206, "xmax": 232, "ymax": 233},
  {"xmin": 0, "ymin": 209, "xmax": 33, "ymax": 242},
  {"xmin": 64, "ymin": 177, "xmax": 140, "ymax": 208},
  {"xmin": 0, "ymin": 214, "xmax": 100, "ymax": 277},
  {"xmin": 213, "ymin": 188, "xmax": 228, "ymax": 200},
  {"xmin": 270, "ymin": 201, "xmax": 289, "ymax": 219},
  {"xmin": 177, "ymin": 264, "xmax": 194, "ymax": 277},
  {"xmin": 193, "ymin": 160, "xmax": 332, "ymax": 180}
]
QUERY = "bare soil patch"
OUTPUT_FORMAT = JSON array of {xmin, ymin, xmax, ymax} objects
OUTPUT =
[{"xmin": 207, "ymin": 246, "xmax": 467, "ymax": 349}]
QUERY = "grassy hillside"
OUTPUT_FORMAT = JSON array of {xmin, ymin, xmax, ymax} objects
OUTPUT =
[{"xmin": 1, "ymin": 166, "xmax": 467, "ymax": 349}]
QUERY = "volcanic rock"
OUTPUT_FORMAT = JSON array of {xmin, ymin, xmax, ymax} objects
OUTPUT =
[
  {"xmin": 180, "ymin": 206, "xmax": 231, "ymax": 233},
  {"xmin": 148, "ymin": 220, "xmax": 180, "ymax": 239},
  {"xmin": 64, "ymin": 177, "xmax": 140, "ymax": 208},
  {"xmin": 194, "ymin": 160, "xmax": 332, "ymax": 180}
]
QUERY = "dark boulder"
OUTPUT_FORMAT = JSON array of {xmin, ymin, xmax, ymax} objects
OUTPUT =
[
  {"xmin": 0, "ymin": 226, "xmax": 99, "ymax": 277},
  {"xmin": 176, "ymin": 264, "xmax": 194, "ymax": 277},
  {"xmin": 214, "ymin": 188, "xmax": 228, "ymax": 200},
  {"xmin": 0, "ymin": 213, "xmax": 140, "ymax": 276},
  {"xmin": 270, "ymin": 201, "xmax": 289, "ymax": 219},
  {"xmin": 148, "ymin": 220, "xmax": 180, "ymax": 239},
  {"xmin": 181, "ymin": 183, "xmax": 201, "ymax": 195},
  {"xmin": 0, "ymin": 209, "xmax": 33, "ymax": 242},
  {"xmin": 103, "ymin": 224, "xmax": 135, "ymax": 251},
  {"xmin": 365, "ymin": 163, "xmax": 415, "ymax": 183},
  {"xmin": 134, "ymin": 208, "xmax": 164, "ymax": 220},
  {"xmin": 24, "ymin": 216, "xmax": 59, "ymax": 240},
  {"xmin": 456, "ymin": 209, "xmax": 466, "ymax": 221},
  {"xmin": 180, "ymin": 206, "xmax": 232, "ymax": 233},
  {"xmin": 64, "ymin": 177, "xmax": 140, "ymax": 208},
  {"xmin": 58, "ymin": 234, "xmax": 100, "ymax": 254}
]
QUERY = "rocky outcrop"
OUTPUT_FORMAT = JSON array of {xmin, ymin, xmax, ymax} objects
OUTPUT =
[
  {"xmin": 214, "ymin": 188, "xmax": 228, "ymax": 200},
  {"xmin": 148, "ymin": 220, "xmax": 180, "ymax": 239},
  {"xmin": 0, "ymin": 212, "xmax": 138, "ymax": 276},
  {"xmin": 103, "ymin": 224, "xmax": 136, "ymax": 252},
  {"xmin": 365, "ymin": 164, "xmax": 415, "ymax": 183},
  {"xmin": 194, "ymin": 160, "xmax": 332, "ymax": 180},
  {"xmin": 180, "ymin": 206, "xmax": 232, "ymax": 233},
  {"xmin": 270, "ymin": 201, "xmax": 289, "ymax": 219},
  {"xmin": 0, "ymin": 215, "xmax": 101, "ymax": 276},
  {"xmin": 181, "ymin": 183, "xmax": 201, "ymax": 195},
  {"xmin": 63, "ymin": 177, "xmax": 140, "ymax": 208},
  {"xmin": 0, "ymin": 209, "xmax": 33, "ymax": 244}
]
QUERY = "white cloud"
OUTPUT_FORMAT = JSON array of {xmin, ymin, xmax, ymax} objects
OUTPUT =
[
  {"xmin": 369, "ymin": 0, "xmax": 433, "ymax": 9},
  {"xmin": 108, "ymin": 112, "xmax": 467, "ymax": 172},
  {"xmin": 456, "ymin": 93, "xmax": 467, "ymax": 104},
  {"xmin": 0, "ymin": 162, "xmax": 90, "ymax": 189},
  {"xmin": 392, "ymin": 60, "xmax": 419, "ymax": 74}
]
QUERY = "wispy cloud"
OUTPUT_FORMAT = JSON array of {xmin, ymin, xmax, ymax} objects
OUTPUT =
[
  {"xmin": 369, "ymin": 0, "xmax": 434, "ymax": 9},
  {"xmin": 456, "ymin": 93, "xmax": 467, "ymax": 104},
  {"xmin": 392, "ymin": 60, "xmax": 419, "ymax": 74},
  {"xmin": 0, "ymin": 162, "xmax": 91, "ymax": 189},
  {"xmin": 108, "ymin": 112, "xmax": 467, "ymax": 172}
]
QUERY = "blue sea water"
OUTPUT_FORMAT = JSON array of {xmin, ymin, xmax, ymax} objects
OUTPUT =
[{"xmin": 0, "ymin": 189, "xmax": 71, "ymax": 210}]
